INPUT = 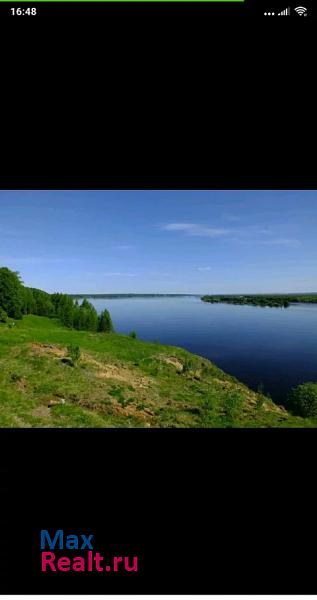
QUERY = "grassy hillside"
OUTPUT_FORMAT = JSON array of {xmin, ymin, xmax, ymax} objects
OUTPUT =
[{"xmin": 0, "ymin": 315, "xmax": 314, "ymax": 428}]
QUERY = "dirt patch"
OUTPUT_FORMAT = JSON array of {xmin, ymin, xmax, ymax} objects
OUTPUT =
[
  {"xmin": 262, "ymin": 401, "xmax": 285, "ymax": 414},
  {"xmin": 111, "ymin": 400, "xmax": 156, "ymax": 425},
  {"xmin": 97, "ymin": 367, "xmax": 150, "ymax": 387},
  {"xmin": 29, "ymin": 343, "xmax": 154, "ymax": 397},
  {"xmin": 16, "ymin": 377, "xmax": 28, "ymax": 391},
  {"xmin": 14, "ymin": 416, "xmax": 32, "ymax": 428},
  {"xmin": 78, "ymin": 393, "xmax": 156, "ymax": 425},
  {"xmin": 29, "ymin": 345, "xmax": 152, "ymax": 389},
  {"xmin": 31, "ymin": 343, "xmax": 66, "ymax": 357},
  {"xmin": 89, "ymin": 358, "xmax": 152, "ymax": 388},
  {"xmin": 211, "ymin": 377, "xmax": 239, "ymax": 391},
  {"xmin": 157, "ymin": 355, "xmax": 184, "ymax": 372},
  {"xmin": 32, "ymin": 405, "xmax": 52, "ymax": 419}
]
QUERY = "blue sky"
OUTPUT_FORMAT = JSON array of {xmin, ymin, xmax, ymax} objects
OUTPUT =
[{"xmin": 0, "ymin": 190, "xmax": 316, "ymax": 293}]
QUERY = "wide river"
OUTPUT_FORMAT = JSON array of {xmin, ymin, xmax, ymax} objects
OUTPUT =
[{"xmin": 87, "ymin": 296, "xmax": 317, "ymax": 405}]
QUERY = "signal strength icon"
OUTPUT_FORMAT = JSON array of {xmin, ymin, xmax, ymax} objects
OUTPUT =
[
  {"xmin": 294, "ymin": 5, "xmax": 307, "ymax": 14},
  {"xmin": 278, "ymin": 6, "xmax": 290, "ymax": 14}
]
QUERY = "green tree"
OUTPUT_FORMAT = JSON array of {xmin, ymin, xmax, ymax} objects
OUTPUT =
[
  {"xmin": 50, "ymin": 292, "xmax": 64, "ymax": 312},
  {"xmin": 77, "ymin": 307, "xmax": 89, "ymax": 330},
  {"xmin": 22, "ymin": 287, "xmax": 36, "ymax": 314},
  {"xmin": 0, "ymin": 267, "xmax": 24, "ymax": 319},
  {"xmin": 60, "ymin": 296, "xmax": 74, "ymax": 327},
  {"xmin": 51, "ymin": 293, "xmax": 74, "ymax": 327},
  {"xmin": 73, "ymin": 300, "xmax": 95, "ymax": 331},
  {"xmin": 81, "ymin": 299, "xmax": 94, "ymax": 311},
  {"xmin": 30, "ymin": 288, "xmax": 55, "ymax": 317},
  {"xmin": 287, "ymin": 382, "xmax": 317, "ymax": 417},
  {"xmin": 72, "ymin": 305, "xmax": 81, "ymax": 329},
  {"xmin": 87, "ymin": 309, "xmax": 99, "ymax": 331},
  {"xmin": 84, "ymin": 301, "xmax": 98, "ymax": 330},
  {"xmin": 98, "ymin": 309, "xmax": 114, "ymax": 333},
  {"xmin": 76, "ymin": 299, "xmax": 98, "ymax": 331}
]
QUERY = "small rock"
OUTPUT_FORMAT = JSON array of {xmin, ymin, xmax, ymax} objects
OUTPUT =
[
  {"xmin": 48, "ymin": 400, "xmax": 59, "ymax": 407},
  {"xmin": 48, "ymin": 398, "xmax": 66, "ymax": 407}
]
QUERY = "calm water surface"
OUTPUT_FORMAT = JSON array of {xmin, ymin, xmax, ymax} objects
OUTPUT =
[{"xmin": 88, "ymin": 296, "xmax": 317, "ymax": 404}]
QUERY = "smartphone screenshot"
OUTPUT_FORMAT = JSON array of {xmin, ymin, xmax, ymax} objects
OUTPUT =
[{"xmin": 0, "ymin": 6, "xmax": 314, "ymax": 598}]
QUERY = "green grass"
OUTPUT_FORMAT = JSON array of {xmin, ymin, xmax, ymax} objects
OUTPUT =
[{"xmin": 0, "ymin": 315, "xmax": 315, "ymax": 428}]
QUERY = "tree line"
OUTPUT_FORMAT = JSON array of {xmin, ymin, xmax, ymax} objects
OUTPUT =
[
  {"xmin": 201, "ymin": 294, "xmax": 317, "ymax": 308},
  {"xmin": 0, "ymin": 267, "xmax": 114, "ymax": 333}
]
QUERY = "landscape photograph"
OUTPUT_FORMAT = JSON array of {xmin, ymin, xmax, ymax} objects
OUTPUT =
[{"xmin": 0, "ymin": 189, "xmax": 316, "ymax": 428}]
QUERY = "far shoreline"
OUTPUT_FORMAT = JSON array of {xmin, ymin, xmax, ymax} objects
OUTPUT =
[{"xmin": 69, "ymin": 292, "xmax": 317, "ymax": 304}]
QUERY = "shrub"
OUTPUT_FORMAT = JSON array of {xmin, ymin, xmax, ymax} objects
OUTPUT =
[
  {"xmin": 129, "ymin": 331, "xmax": 137, "ymax": 339},
  {"xmin": 182, "ymin": 358, "xmax": 195, "ymax": 374},
  {"xmin": 287, "ymin": 382, "xmax": 317, "ymax": 417},
  {"xmin": 108, "ymin": 385, "xmax": 128, "ymax": 406},
  {"xmin": 0, "ymin": 307, "xmax": 8, "ymax": 322},
  {"xmin": 223, "ymin": 392, "xmax": 243, "ymax": 425},
  {"xmin": 67, "ymin": 344, "xmax": 81, "ymax": 364}
]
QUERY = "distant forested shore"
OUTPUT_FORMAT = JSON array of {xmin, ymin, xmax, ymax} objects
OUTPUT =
[
  {"xmin": 69, "ymin": 292, "xmax": 317, "ymax": 308},
  {"xmin": 70, "ymin": 294, "xmax": 197, "ymax": 299},
  {"xmin": 201, "ymin": 294, "xmax": 317, "ymax": 308}
]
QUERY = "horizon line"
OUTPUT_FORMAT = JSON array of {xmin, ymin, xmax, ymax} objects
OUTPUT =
[{"xmin": 65, "ymin": 291, "xmax": 317, "ymax": 296}]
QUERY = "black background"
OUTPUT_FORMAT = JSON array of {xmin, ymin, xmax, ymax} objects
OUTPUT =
[
  {"xmin": 0, "ymin": 17, "xmax": 315, "ymax": 593},
  {"xmin": 1, "ymin": 428, "xmax": 317, "ymax": 593},
  {"xmin": 1, "ymin": 429, "xmax": 317, "ymax": 593}
]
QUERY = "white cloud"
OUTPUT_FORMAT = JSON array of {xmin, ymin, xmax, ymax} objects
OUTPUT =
[
  {"xmin": 162, "ymin": 223, "xmax": 231, "ymax": 237},
  {"xmin": 260, "ymin": 238, "xmax": 301, "ymax": 247},
  {"xmin": 163, "ymin": 223, "xmax": 197, "ymax": 231},
  {"xmin": 162, "ymin": 223, "xmax": 303, "ymax": 248},
  {"xmin": 197, "ymin": 267, "xmax": 211, "ymax": 271},
  {"xmin": 102, "ymin": 272, "xmax": 137, "ymax": 277}
]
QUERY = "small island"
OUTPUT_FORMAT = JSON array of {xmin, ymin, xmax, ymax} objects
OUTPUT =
[{"xmin": 201, "ymin": 294, "xmax": 317, "ymax": 308}]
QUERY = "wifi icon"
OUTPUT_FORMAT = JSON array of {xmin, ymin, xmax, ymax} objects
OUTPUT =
[{"xmin": 294, "ymin": 5, "xmax": 307, "ymax": 14}]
